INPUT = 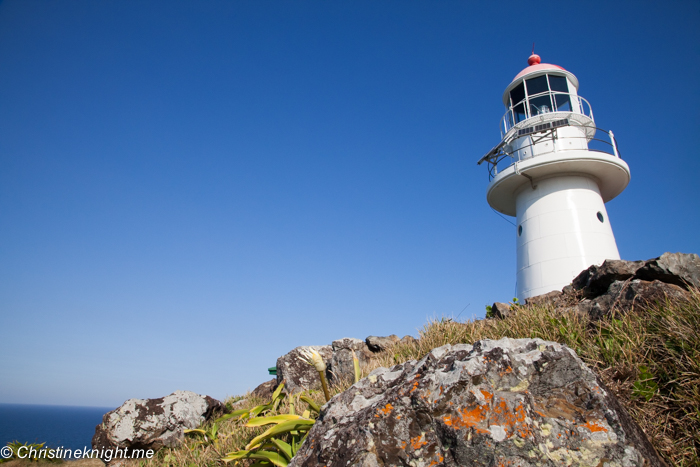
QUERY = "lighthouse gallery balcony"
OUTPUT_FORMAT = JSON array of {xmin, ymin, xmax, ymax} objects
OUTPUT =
[{"xmin": 478, "ymin": 89, "xmax": 630, "ymax": 217}]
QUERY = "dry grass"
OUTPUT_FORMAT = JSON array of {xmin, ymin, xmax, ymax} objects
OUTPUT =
[
  {"xmin": 120, "ymin": 288, "xmax": 699, "ymax": 467},
  {"xmin": 373, "ymin": 288, "xmax": 700, "ymax": 466}
]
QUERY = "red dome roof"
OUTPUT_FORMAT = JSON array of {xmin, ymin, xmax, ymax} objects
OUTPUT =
[{"xmin": 511, "ymin": 53, "xmax": 566, "ymax": 81}]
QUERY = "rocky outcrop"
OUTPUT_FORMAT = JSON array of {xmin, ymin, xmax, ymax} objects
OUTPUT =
[
  {"xmin": 498, "ymin": 252, "xmax": 700, "ymax": 320},
  {"xmin": 289, "ymin": 338, "xmax": 666, "ymax": 466},
  {"xmin": 92, "ymin": 390, "xmax": 223, "ymax": 454},
  {"xmin": 276, "ymin": 345, "xmax": 334, "ymax": 394}
]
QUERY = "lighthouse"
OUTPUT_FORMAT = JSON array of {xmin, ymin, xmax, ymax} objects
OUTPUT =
[{"xmin": 478, "ymin": 54, "xmax": 630, "ymax": 300}]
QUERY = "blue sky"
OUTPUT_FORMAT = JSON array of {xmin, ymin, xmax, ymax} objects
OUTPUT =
[{"xmin": 0, "ymin": 1, "xmax": 698, "ymax": 407}]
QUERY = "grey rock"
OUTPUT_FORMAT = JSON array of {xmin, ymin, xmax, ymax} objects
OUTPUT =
[
  {"xmin": 490, "ymin": 302, "xmax": 512, "ymax": 319},
  {"xmin": 332, "ymin": 337, "xmax": 367, "ymax": 352},
  {"xmin": 365, "ymin": 335, "xmax": 399, "ymax": 352},
  {"xmin": 251, "ymin": 378, "xmax": 277, "ymax": 401},
  {"xmin": 289, "ymin": 338, "xmax": 667, "ymax": 467},
  {"xmin": 331, "ymin": 338, "xmax": 372, "ymax": 383},
  {"xmin": 276, "ymin": 345, "xmax": 333, "ymax": 394},
  {"xmin": 92, "ymin": 390, "xmax": 223, "ymax": 455},
  {"xmin": 636, "ymin": 252, "xmax": 700, "ymax": 289}
]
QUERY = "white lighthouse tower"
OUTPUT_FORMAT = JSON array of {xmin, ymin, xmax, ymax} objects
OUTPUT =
[{"xmin": 478, "ymin": 54, "xmax": 630, "ymax": 300}]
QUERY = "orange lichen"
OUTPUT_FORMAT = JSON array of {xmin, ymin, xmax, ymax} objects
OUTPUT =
[
  {"xmin": 581, "ymin": 420, "xmax": 608, "ymax": 433},
  {"xmin": 442, "ymin": 403, "xmax": 490, "ymax": 434},
  {"xmin": 499, "ymin": 366, "xmax": 513, "ymax": 376},
  {"xmin": 409, "ymin": 435, "xmax": 428, "ymax": 450},
  {"xmin": 490, "ymin": 397, "xmax": 533, "ymax": 439},
  {"xmin": 378, "ymin": 403, "xmax": 394, "ymax": 416},
  {"xmin": 427, "ymin": 454, "xmax": 444, "ymax": 466},
  {"xmin": 442, "ymin": 391, "xmax": 538, "ymax": 441}
]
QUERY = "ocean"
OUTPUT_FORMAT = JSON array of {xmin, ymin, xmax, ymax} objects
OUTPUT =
[{"xmin": 0, "ymin": 404, "xmax": 114, "ymax": 453}]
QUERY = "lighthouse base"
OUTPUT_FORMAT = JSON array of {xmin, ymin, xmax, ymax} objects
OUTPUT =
[{"xmin": 515, "ymin": 175, "xmax": 620, "ymax": 299}]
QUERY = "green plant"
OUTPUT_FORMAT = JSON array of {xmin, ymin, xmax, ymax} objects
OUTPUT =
[
  {"xmin": 631, "ymin": 365, "xmax": 658, "ymax": 402},
  {"xmin": 485, "ymin": 305, "xmax": 493, "ymax": 318},
  {"xmin": 221, "ymin": 388, "xmax": 319, "ymax": 466},
  {"xmin": 184, "ymin": 421, "xmax": 223, "ymax": 450}
]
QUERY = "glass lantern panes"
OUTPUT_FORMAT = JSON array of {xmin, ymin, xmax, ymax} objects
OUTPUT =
[
  {"xmin": 510, "ymin": 83, "xmax": 527, "ymax": 123},
  {"xmin": 509, "ymin": 73, "xmax": 575, "ymax": 122},
  {"xmin": 525, "ymin": 76, "xmax": 548, "ymax": 96},
  {"xmin": 548, "ymin": 75, "xmax": 568, "ymax": 93}
]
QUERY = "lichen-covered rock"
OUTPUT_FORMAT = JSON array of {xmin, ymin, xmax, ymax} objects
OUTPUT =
[
  {"xmin": 289, "ymin": 338, "xmax": 666, "ymax": 467},
  {"xmin": 331, "ymin": 338, "xmax": 373, "ymax": 383},
  {"xmin": 92, "ymin": 390, "xmax": 223, "ymax": 454},
  {"xmin": 276, "ymin": 345, "xmax": 333, "ymax": 394}
]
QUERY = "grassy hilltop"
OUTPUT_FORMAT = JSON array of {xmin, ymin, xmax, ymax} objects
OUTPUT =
[
  {"xmin": 125, "ymin": 289, "xmax": 699, "ymax": 467},
  {"xmin": 6, "ymin": 291, "xmax": 698, "ymax": 466}
]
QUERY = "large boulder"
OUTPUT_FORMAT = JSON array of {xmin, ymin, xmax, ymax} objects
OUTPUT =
[
  {"xmin": 92, "ymin": 390, "xmax": 223, "ymax": 454},
  {"xmin": 276, "ymin": 345, "xmax": 333, "ymax": 394},
  {"xmin": 289, "ymin": 338, "xmax": 666, "ymax": 466},
  {"xmin": 330, "ymin": 338, "xmax": 373, "ymax": 383}
]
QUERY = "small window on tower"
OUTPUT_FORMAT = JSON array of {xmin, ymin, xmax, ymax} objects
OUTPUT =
[
  {"xmin": 597, "ymin": 212, "xmax": 605, "ymax": 223},
  {"xmin": 518, "ymin": 225, "xmax": 523, "ymax": 236}
]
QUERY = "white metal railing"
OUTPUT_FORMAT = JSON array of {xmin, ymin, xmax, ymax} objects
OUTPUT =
[
  {"xmin": 500, "ymin": 93, "xmax": 595, "ymax": 137},
  {"xmin": 487, "ymin": 125, "xmax": 621, "ymax": 181}
]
